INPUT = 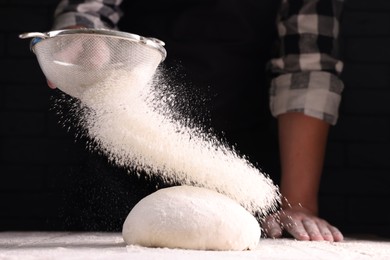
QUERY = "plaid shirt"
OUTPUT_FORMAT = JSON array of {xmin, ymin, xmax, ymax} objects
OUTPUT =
[
  {"xmin": 53, "ymin": 0, "xmax": 344, "ymax": 125},
  {"xmin": 269, "ymin": 0, "xmax": 344, "ymax": 125}
]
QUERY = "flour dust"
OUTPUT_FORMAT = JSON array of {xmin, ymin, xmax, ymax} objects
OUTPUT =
[{"xmin": 56, "ymin": 65, "xmax": 280, "ymax": 216}]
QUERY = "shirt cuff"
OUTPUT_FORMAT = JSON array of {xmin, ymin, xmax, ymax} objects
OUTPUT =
[
  {"xmin": 270, "ymin": 71, "xmax": 344, "ymax": 125},
  {"xmin": 52, "ymin": 13, "xmax": 112, "ymax": 30}
]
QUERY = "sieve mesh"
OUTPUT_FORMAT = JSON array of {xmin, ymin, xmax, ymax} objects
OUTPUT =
[{"xmin": 21, "ymin": 30, "xmax": 165, "ymax": 98}]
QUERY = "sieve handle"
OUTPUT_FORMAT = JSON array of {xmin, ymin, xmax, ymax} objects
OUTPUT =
[
  {"xmin": 19, "ymin": 32, "xmax": 48, "ymax": 39},
  {"xmin": 19, "ymin": 32, "xmax": 49, "ymax": 52}
]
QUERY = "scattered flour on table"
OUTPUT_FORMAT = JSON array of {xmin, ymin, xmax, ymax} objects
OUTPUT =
[
  {"xmin": 65, "ymin": 66, "xmax": 280, "ymax": 216},
  {"xmin": 3, "ymin": 232, "xmax": 390, "ymax": 259}
]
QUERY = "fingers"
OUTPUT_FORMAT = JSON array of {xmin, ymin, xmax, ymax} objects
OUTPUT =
[
  {"xmin": 88, "ymin": 38, "xmax": 111, "ymax": 67},
  {"xmin": 302, "ymin": 218, "xmax": 324, "ymax": 241},
  {"xmin": 53, "ymin": 37, "xmax": 111, "ymax": 69},
  {"xmin": 263, "ymin": 208, "xmax": 344, "ymax": 242},
  {"xmin": 287, "ymin": 218, "xmax": 344, "ymax": 242},
  {"xmin": 54, "ymin": 39, "xmax": 84, "ymax": 65},
  {"xmin": 262, "ymin": 214, "xmax": 283, "ymax": 238},
  {"xmin": 47, "ymin": 79, "xmax": 56, "ymax": 89},
  {"xmin": 328, "ymin": 225, "xmax": 344, "ymax": 242},
  {"xmin": 281, "ymin": 214, "xmax": 311, "ymax": 241}
]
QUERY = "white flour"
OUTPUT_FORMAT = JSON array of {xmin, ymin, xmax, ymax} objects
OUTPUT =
[
  {"xmin": 3, "ymin": 232, "xmax": 390, "ymax": 259},
  {"xmin": 72, "ymin": 65, "xmax": 280, "ymax": 216}
]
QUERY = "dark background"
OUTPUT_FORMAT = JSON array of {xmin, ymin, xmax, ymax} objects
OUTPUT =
[{"xmin": 1, "ymin": 0, "xmax": 389, "ymax": 236}]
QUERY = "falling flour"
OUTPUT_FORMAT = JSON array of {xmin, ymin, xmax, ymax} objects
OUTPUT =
[{"xmin": 70, "ymin": 65, "xmax": 280, "ymax": 216}]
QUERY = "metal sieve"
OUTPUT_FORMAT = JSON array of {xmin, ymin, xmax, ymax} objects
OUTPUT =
[{"xmin": 20, "ymin": 29, "xmax": 167, "ymax": 99}]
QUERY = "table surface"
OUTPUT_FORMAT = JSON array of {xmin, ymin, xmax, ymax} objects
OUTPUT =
[{"xmin": 1, "ymin": 232, "xmax": 390, "ymax": 260}]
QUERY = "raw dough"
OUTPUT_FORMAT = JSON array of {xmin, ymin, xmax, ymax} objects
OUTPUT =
[{"xmin": 122, "ymin": 185, "xmax": 261, "ymax": 251}]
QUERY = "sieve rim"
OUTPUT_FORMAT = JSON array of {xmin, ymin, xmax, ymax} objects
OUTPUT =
[{"xmin": 20, "ymin": 28, "xmax": 167, "ymax": 61}]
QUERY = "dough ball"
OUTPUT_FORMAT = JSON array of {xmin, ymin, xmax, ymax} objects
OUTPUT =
[{"xmin": 122, "ymin": 185, "xmax": 261, "ymax": 251}]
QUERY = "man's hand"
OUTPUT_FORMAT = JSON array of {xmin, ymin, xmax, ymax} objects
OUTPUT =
[
  {"xmin": 262, "ymin": 205, "xmax": 344, "ymax": 242},
  {"xmin": 53, "ymin": 36, "xmax": 110, "ymax": 69},
  {"xmin": 47, "ymin": 79, "xmax": 56, "ymax": 89},
  {"xmin": 47, "ymin": 25, "xmax": 111, "ymax": 90}
]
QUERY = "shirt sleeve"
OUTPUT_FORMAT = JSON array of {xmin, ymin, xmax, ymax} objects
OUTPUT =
[
  {"xmin": 269, "ymin": 0, "xmax": 344, "ymax": 125},
  {"xmin": 52, "ymin": 0, "xmax": 123, "ymax": 30}
]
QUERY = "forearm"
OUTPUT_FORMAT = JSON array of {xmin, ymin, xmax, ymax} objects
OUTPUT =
[{"xmin": 277, "ymin": 112, "xmax": 329, "ymax": 215}]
